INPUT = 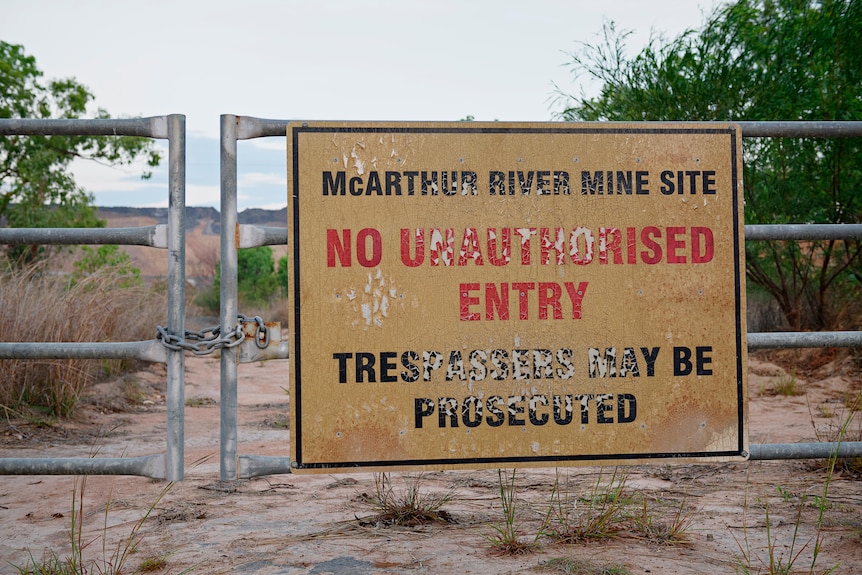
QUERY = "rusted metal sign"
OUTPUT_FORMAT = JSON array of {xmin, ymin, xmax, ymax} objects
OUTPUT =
[{"xmin": 287, "ymin": 122, "xmax": 747, "ymax": 473}]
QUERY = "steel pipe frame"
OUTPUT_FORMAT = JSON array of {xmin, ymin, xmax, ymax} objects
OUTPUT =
[
  {"xmin": 220, "ymin": 115, "xmax": 240, "ymax": 481},
  {"xmin": 0, "ymin": 341, "xmax": 167, "ymax": 362},
  {"xmin": 0, "ymin": 115, "xmax": 185, "ymax": 480},
  {"xmin": 0, "ymin": 116, "xmax": 168, "ymax": 138},
  {"xmin": 0, "ymin": 455, "xmax": 165, "ymax": 477}
]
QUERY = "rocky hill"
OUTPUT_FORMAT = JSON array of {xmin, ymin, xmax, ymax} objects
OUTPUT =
[
  {"xmin": 95, "ymin": 206, "xmax": 288, "ymax": 283},
  {"xmin": 95, "ymin": 206, "xmax": 287, "ymax": 232}
]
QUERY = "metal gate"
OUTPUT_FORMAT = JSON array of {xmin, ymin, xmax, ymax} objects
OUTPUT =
[
  {"xmin": 1, "ymin": 117, "xmax": 861, "ymax": 481},
  {"xmin": 0, "ymin": 115, "xmax": 187, "ymax": 481}
]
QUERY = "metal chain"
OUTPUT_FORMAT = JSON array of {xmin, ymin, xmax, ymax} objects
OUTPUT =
[
  {"xmin": 249, "ymin": 315, "xmax": 270, "ymax": 349},
  {"xmin": 157, "ymin": 314, "xmax": 268, "ymax": 356}
]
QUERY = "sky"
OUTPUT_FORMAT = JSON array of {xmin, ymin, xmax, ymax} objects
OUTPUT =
[{"xmin": 1, "ymin": 0, "xmax": 720, "ymax": 211}]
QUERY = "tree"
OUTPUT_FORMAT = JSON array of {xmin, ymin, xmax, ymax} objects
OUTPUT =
[
  {"xmin": 276, "ymin": 255, "xmax": 289, "ymax": 297},
  {"xmin": 203, "ymin": 247, "xmax": 282, "ymax": 310},
  {"xmin": 0, "ymin": 41, "xmax": 160, "ymax": 261},
  {"xmin": 558, "ymin": 0, "xmax": 862, "ymax": 330},
  {"xmin": 237, "ymin": 246, "xmax": 279, "ymax": 306}
]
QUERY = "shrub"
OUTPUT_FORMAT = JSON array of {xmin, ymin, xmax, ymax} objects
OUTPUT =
[{"xmin": 0, "ymin": 259, "xmax": 162, "ymax": 417}]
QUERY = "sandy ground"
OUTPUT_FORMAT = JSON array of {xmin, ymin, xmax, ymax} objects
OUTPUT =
[{"xmin": 1, "ymin": 350, "xmax": 861, "ymax": 575}]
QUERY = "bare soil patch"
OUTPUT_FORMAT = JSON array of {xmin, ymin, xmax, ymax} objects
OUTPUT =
[{"xmin": 2, "ymin": 352, "xmax": 861, "ymax": 574}]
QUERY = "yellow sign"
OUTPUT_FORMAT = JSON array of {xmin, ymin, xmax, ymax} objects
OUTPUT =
[{"xmin": 287, "ymin": 122, "xmax": 747, "ymax": 473}]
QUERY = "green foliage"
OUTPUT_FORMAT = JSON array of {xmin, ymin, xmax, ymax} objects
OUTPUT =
[
  {"xmin": 276, "ymin": 254, "xmax": 289, "ymax": 297},
  {"xmin": 1, "ymin": 41, "xmax": 160, "ymax": 262},
  {"xmin": 202, "ymin": 247, "xmax": 284, "ymax": 311},
  {"xmin": 557, "ymin": 0, "xmax": 862, "ymax": 330},
  {"xmin": 72, "ymin": 245, "xmax": 143, "ymax": 288},
  {"xmin": 237, "ymin": 246, "xmax": 279, "ymax": 305}
]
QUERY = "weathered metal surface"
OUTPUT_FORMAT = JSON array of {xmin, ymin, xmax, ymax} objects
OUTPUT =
[
  {"xmin": 0, "ymin": 340, "xmax": 167, "ymax": 362},
  {"xmin": 238, "ymin": 224, "xmax": 290, "ymax": 248},
  {"xmin": 0, "ymin": 116, "xmax": 168, "ymax": 138},
  {"xmin": 220, "ymin": 114, "xmax": 241, "ymax": 481},
  {"xmin": 238, "ymin": 321, "xmax": 289, "ymax": 362},
  {"xmin": 749, "ymin": 441, "xmax": 862, "ymax": 460},
  {"xmin": 0, "ymin": 455, "xmax": 166, "ymax": 478},
  {"xmin": 286, "ymin": 122, "xmax": 748, "ymax": 473},
  {"xmin": 745, "ymin": 223, "xmax": 862, "ymax": 241},
  {"xmin": 748, "ymin": 331, "xmax": 862, "ymax": 349},
  {"xmin": 0, "ymin": 225, "xmax": 168, "ymax": 247},
  {"xmin": 737, "ymin": 120, "xmax": 862, "ymax": 138}
]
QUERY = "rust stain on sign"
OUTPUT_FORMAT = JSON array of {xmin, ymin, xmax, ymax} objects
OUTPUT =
[{"xmin": 287, "ymin": 122, "xmax": 748, "ymax": 473}]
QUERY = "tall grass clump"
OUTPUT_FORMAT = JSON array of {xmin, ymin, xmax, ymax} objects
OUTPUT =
[
  {"xmin": 813, "ymin": 389, "xmax": 862, "ymax": 475},
  {"xmin": 0, "ymin": 258, "xmax": 163, "ymax": 418}
]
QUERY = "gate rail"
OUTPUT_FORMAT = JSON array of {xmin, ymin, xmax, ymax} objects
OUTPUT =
[
  {"xmin": 222, "ymin": 117, "xmax": 862, "ymax": 478},
  {"xmin": 0, "ymin": 115, "xmax": 186, "ymax": 481}
]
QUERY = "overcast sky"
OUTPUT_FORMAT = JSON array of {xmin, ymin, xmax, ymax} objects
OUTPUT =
[{"xmin": 2, "ymin": 0, "xmax": 720, "ymax": 210}]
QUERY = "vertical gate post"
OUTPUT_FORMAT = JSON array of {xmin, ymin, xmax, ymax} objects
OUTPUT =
[
  {"xmin": 220, "ymin": 114, "xmax": 240, "ymax": 480},
  {"xmin": 166, "ymin": 114, "xmax": 187, "ymax": 481}
]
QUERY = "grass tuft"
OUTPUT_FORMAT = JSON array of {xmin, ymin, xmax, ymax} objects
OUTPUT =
[
  {"xmin": 539, "ymin": 556, "xmax": 631, "ymax": 575},
  {"xmin": 627, "ymin": 496, "xmax": 693, "ymax": 546},
  {"xmin": 769, "ymin": 372, "xmax": 803, "ymax": 397},
  {"xmin": 487, "ymin": 469, "xmax": 547, "ymax": 555},
  {"xmin": 357, "ymin": 472, "xmax": 456, "ymax": 527},
  {"xmin": 137, "ymin": 555, "xmax": 169, "ymax": 572},
  {"xmin": 545, "ymin": 468, "xmax": 628, "ymax": 544}
]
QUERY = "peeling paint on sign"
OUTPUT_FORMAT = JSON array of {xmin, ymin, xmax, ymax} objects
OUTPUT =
[{"xmin": 334, "ymin": 268, "xmax": 404, "ymax": 330}]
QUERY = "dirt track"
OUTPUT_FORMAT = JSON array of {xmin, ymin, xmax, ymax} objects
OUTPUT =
[{"xmin": 1, "ymin": 352, "xmax": 861, "ymax": 574}]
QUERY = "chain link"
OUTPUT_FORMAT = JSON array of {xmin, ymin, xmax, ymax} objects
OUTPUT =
[{"xmin": 157, "ymin": 314, "xmax": 269, "ymax": 356}]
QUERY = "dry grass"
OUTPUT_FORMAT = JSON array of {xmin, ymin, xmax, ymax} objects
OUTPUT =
[
  {"xmin": 357, "ymin": 472, "xmax": 457, "ymax": 527},
  {"xmin": 627, "ymin": 496, "xmax": 694, "ymax": 546},
  {"xmin": 545, "ymin": 468, "xmax": 629, "ymax": 544},
  {"xmin": 811, "ymin": 389, "xmax": 862, "ymax": 474},
  {"xmin": 0, "ymin": 259, "xmax": 164, "ymax": 418}
]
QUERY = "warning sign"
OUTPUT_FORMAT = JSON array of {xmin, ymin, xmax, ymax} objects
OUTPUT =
[{"xmin": 287, "ymin": 122, "xmax": 747, "ymax": 473}]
